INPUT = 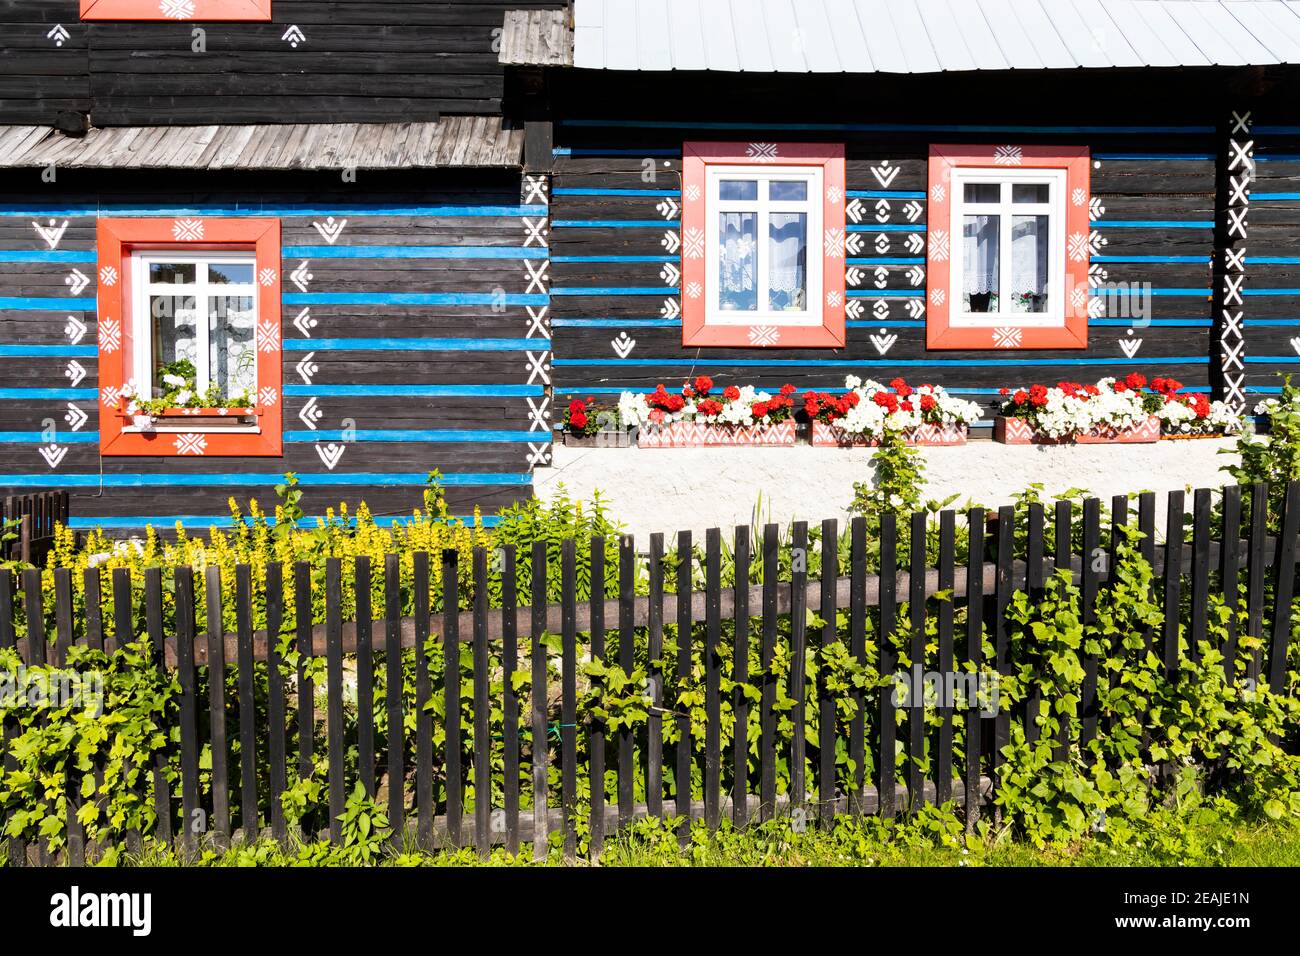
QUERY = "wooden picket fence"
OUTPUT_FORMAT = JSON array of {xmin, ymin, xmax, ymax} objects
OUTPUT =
[
  {"xmin": 1, "ymin": 480, "xmax": 1298, "ymax": 864},
  {"xmin": 0, "ymin": 492, "xmax": 68, "ymax": 565}
]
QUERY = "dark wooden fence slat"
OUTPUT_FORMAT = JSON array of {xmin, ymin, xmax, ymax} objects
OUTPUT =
[
  {"xmin": 732, "ymin": 525, "xmax": 750, "ymax": 827},
  {"xmin": 789, "ymin": 521, "xmax": 808, "ymax": 817},
  {"xmin": 472, "ymin": 547, "xmax": 491, "ymax": 856},
  {"xmin": 675, "ymin": 529, "xmax": 692, "ymax": 842},
  {"xmin": 354, "ymin": 557, "xmax": 375, "ymax": 800},
  {"xmin": 1024, "ymin": 502, "xmax": 1045, "ymax": 745},
  {"xmin": 1220, "ymin": 485, "xmax": 1242, "ymax": 680},
  {"xmin": 1267, "ymin": 481, "xmax": 1300, "ymax": 692},
  {"xmin": 618, "ymin": 535, "xmax": 636, "ymax": 828},
  {"xmin": 22, "ymin": 568, "xmax": 46, "ymax": 667},
  {"xmin": 993, "ymin": 505, "xmax": 1014, "ymax": 776},
  {"xmin": 848, "ymin": 516, "xmax": 867, "ymax": 815},
  {"xmin": 265, "ymin": 562, "xmax": 287, "ymax": 844},
  {"xmin": 964, "ymin": 508, "xmax": 985, "ymax": 833},
  {"xmin": 236, "ymin": 564, "xmax": 260, "ymax": 840},
  {"xmin": 760, "ymin": 524, "xmax": 778, "ymax": 822},
  {"xmin": 143, "ymin": 567, "xmax": 171, "ymax": 845},
  {"xmin": 819, "ymin": 518, "xmax": 838, "ymax": 824},
  {"xmin": 1138, "ymin": 491, "xmax": 1158, "ymax": 656},
  {"xmin": 559, "ymin": 538, "xmax": 577, "ymax": 860},
  {"xmin": 383, "ymin": 555, "xmax": 404, "ymax": 849},
  {"xmin": 1052, "ymin": 500, "xmax": 1072, "ymax": 762},
  {"xmin": 501, "ymin": 545, "xmax": 520, "ymax": 855},
  {"xmin": 0, "ymin": 572, "xmax": 24, "ymax": 865},
  {"xmin": 1163, "ymin": 491, "xmax": 1186, "ymax": 679},
  {"xmin": 936, "ymin": 510, "xmax": 955, "ymax": 806},
  {"xmin": 204, "ymin": 566, "xmax": 230, "ymax": 846},
  {"xmin": 588, "ymin": 537, "xmax": 606, "ymax": 856},
  {"xmin": 908, "ymin": 511, "xmax": 926, "ymax": 812},
  {"xmin": 530, "ymin": 541, "xmax": 549, "ymax": 860},
  {"xmin": 646, "ymin": 532, "xmax": 665, "ymax": 821},
  {"xmin": 174, "ymin": 568, "xmax": 200, "ymax": 853},
  {"xmin": 704, "ymin": 527, "xmax": 722, "ymax": 831},
  {"xmin": 1189, "ymin": 488, "xmax": 1213, "ymax": 662},
  {"xmin": 1246, "ymin": 482, "xmax": 1268, "ymax": 682},
  {"xmin": 53, "ymin": 569, "xmax": 73, "ymax": 668},
  {"xmin": 414, "ymin": 552, "xmax": 433, "ymax": 850},
  {"xmin": 83, "ymin": 568, "xmax": 103, "ymax": 653},
  {"xmin": 324, "ymin": 558, "xmax": 345, "ymax": 844},
  {"xmin": 1079, "ymin": 499, "xmax": 1101, "ymax": 746},
  {"xmin": 440, "ymin": 549, "xmax": 460, "ymax": 850},
  {"xmin": 878, "ymin": 513, "xmax": 897, "ymax": 820},
  {"xmin": 293, "ymin": 561, "xmax": 314, "ymax": 779}
]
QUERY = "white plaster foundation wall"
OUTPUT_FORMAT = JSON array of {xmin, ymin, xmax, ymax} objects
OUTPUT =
[{"xmin": 534, "ymin": 438, "xmax": 1241, "ymax": 542}]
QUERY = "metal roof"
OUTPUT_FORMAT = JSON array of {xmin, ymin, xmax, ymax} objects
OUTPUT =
[
  {"xmin": 0, "ymin": 118, "xmax": 525, "ymax": 170},
  {"xmin": 571, "ymin": 0, "xmax": 1300, "ymax": 72}
]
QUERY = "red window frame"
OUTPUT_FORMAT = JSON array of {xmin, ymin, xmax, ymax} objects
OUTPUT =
[
  {"xmin": 96, "ymin": 217, "xmax": 283, "ymax": 457},
  {"xmin": 681, "ymin": 141, "xmax": 846, "ymax": 348},
  {"xmin": 926, "ymin": 144, "xmax": 1091, "ymax": 350},
  {"xmin": 80, "ymin": 0, "xmax": 271, "ymax": 20}
]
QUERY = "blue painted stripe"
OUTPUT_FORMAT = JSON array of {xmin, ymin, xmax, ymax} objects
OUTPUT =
[
  {"xmin": 1093, "ymin": 153, "xmax": 1213, "ymax": 161},
  {"xmin": 847, "ymin": 321, "xmax": 926, "ymax": 328},
  {"xmin": 1246, "ymin": 256, "xmax": 1300, "ymax": 263},
  {"xmin": 553, "ymin": 147, "xmax": 680, "ymax": 157},
  {"xmin": 555, "ymin": 385, "xmax": 1210, "ymax": 396},
  {"xmin": 1241, "ymin": 194, "xmax": 1300, "ymax": 201},
  {"xmin": 553, "ymin": 357, "xmax": 1204, "ymax": 368},
  {"xmin": 284, "ymin": 429, "xmax": 541, "ymax": 443},
  {"xmin": 1091, "ymin": 255, "xmax": 1207, "ymax": 263},
  {"xmin": 848, "ymin": 224, "xmax": 926, "ymax": 233},
  {"xmin": 0, "ymin": 250, "xmax": 97, "ymax": 263},
  {"xmin": 0, "ymin": 296, "xmax": 95, "ymax": 311},
  {"xmin": 551, "ymin": 318, "xmax": 681, "ymax": 328},
  {"xmin": 552, "ymin": 187, "xmax": 680, "ymax": 197},
  {"xmin": 551, "ymin": 286, "xmax": 675, "ymax": 296},
  {"xmin": 559, "ymin": 119, "xmax": 1214, "ymax": 134},
  {"xmin": 282, "ymin": 384, "xmax": 544, "ymax": 397},
  {"xmin": 1252, "ymin": 126, "xmax": 1300, "ymax": 134},
  {"xmin": 847, "ymin": 289, "xmax": 923, "ymax": 298},
  {"xmin": 3, "ymin": 472, "xmax": 532, "ymax": 488},
  {"xmin": 0, "ymin": 204, "xmax": 548, "ymax": 218},
  {"xmin": 848, "ymin": 257, "xmax": 926, "ymax": 265},
  {"xmin": 281, "ymin": 245, "xmax": 548, "ymax": 260},
  {"xmin": 1243, "ymin": 289, "xmax": 1300, "ymax": 296},
  {"xmin": 551, "ymin": 220, "xmax": 678, "ymax": 228},
  {"xmin": 1089, "ymin": 318, "xmax": 1212, "ymax": 327},
  {"xmin": 847, "ymin": 190, "xmax": 928, "ymax": 199},
  {"xmin": 551, "ymin": 255, "xmax": 678, "ymax": 263},
  {"xmin": 282, "ymin": 292, "xmax": 548, "ymax": 307},
  {"xmin": 1247, "ymin": 356, "xmax": 1300, "ymax": 362},
  {"xmin": 281, "ymin": 337, "xmax": 542, "ymax": 352},
  {"xmin": 0, "ymin": 431, "xmax": 98, "ymax": 443},
  {"xmin": 0, "ymin": 387, "xmax": 95, "ymax": 399},
  {"xmin": 65, "ymin": 514, "xmax": 502, "ymax": 530},
  {"xmin": 1086, "ymin": 288, "xmax": 1209, "ymax": 296},
  {"xmin": 0, "ymin": 345, "xmax": 97, "ymax": 357},
  {"xmin": 1092, "ymin": 220, "xmax": 1213, "ymax": 228},
  {"xmin": 1244, "ymin": 319, "xmax": 1300, "ymax": 326}
]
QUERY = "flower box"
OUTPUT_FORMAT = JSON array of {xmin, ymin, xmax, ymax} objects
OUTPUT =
[
  {"xmin": 810, "ymin": 422, "xmax": 969, "ymax": 447},
  {"xmin": 562, "ymin": 429, "xmax": 633, "ymax": 448},
  {"xmin": 637, "ymin": 420, "xmax": 798, "ymax": 448},
  {"xmin": 994, "ymin": 415, "xmax": 1161, "ymax": 445}
]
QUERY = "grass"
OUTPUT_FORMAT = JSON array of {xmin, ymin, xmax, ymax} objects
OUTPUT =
[{"xmin": 24, "ymin": 800, "xmax": 1290, "ymax": 868}]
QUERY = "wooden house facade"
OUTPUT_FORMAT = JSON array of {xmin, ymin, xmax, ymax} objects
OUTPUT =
[{"xmin": 5, "ymin": 0, "xmax": 1300, "ymax": 531}]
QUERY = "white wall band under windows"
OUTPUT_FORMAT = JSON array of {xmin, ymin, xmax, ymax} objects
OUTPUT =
[
  {"xmin": 950, "ymin": 167, "xmax": 1067, "ymax": 328},
  {"xmin": 705, "ymin": 164, "xmax": 824, "ymax": 327}
]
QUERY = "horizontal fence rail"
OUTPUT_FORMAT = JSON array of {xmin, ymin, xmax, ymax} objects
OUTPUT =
[{"xmin": 0, "ymin": 481, "xmax": 1297, "ymax": 863}]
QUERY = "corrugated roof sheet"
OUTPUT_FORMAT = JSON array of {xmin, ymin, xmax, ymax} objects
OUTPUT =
[
  {"xmin": 571, "ymin": 0, "xmax": 1300, "ymax": 72},
  {"xmin": 0, "ymin": 119, "xmax": 525, "ymax": 170}
]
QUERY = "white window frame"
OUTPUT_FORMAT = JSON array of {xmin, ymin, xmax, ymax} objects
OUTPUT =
[
  {"xmin": 949, "ymin": 167, "xmax": 1067, "ymax": 328},
  {"xmin": 127, "ymin": 249, "xmax": 259, "ymax": 433},
  {"xmin": 704, "ymin": 164, "xmax": 824, "ymax": 327}
]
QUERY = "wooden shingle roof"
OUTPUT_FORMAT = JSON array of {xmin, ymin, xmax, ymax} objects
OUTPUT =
[{"xmin": 0, "ymin": 119, "xmax": 525, "ymax": 170}]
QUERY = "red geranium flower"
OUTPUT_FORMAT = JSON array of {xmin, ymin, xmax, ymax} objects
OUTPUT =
[
  {"xmin": 1013, "ymin": 390, "xmax": 1029, "ymax": 404},
  {"xmin": 694, "ymin": 375, "xmax": 713, "ymax": 395},
  {"xmin": 920, "ymin": 395, "xmax": 936, "ymax": 412},
  {"xmin": 723, "ymin": 385, "xmax": 741, "ymax": 401},
  {"xmin": 780, "ymin": 383, "xmax": 797, "ymax": 395},
  {"xmin": 752, "ymin": 402, "xmax": 769, "ymax": 418},
  {"xmin": 568, "ymin": 399, "xmax": 586, "ymax": 414},
  {"xmin": 570, "ymin": 411, "xmax": 587, "ymax": 429},
  {"xmin": 1125, "ymin": 373, "xmax": 1147, "ymax": 391}
]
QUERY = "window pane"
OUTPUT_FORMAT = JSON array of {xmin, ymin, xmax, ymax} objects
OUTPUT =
[
  {"xmin": 209, "ymin": 262, "xmax": 255, "ymax": 285},
  {"xmin": 768, "ymin": 212, "xmax": 807, "ymax": 311},
  {"xmin": 1012, "ymin": 183, "xmax": 1051, "ymax": 204},
  {"xmin": 963, "ymin": 183, "xmax": 1001, "ymax": 204},
  {"xmin": 718, "ymin": 212, "xmax": 757, "ymax": 311},
  {"xmin": 719, "ymin": 180, "xmax": 758, "ymax": 201},
  {"xmin": 209, "ymin": 295, "xmax": 257, "ymax": 399},
  {"xmin": 1011, "ymin": 215, "xmax": 1050, "ymax": 313},
  {"xmin": 963, "ymin": 215, "xmax": 999, "ymax": 312},
  {"xmin": 768, "ymin": 180, "xmax": 808, "ymax": 202},
  {"xmin": 149, "ymin": 262, "xmax": 195, "ymax": 284},
  {"xmin": 150, "ymin": 294, "xmax": 198, "ymax": 394}
]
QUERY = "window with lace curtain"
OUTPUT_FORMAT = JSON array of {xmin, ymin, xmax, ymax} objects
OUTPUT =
[{"xmin": 682, "ymin": 142, "xmax": 846, "ymax": 348}]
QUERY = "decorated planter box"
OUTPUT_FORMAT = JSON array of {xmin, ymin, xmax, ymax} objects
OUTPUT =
[
  {"xmin": 994, "ymin": 415, "xmax": 1161, "ymax": 445},
  {"xmin": 561, "ymin": 429, "xmax": 633, "ymax": 448},
  {"xmin": 637, "ymin": 420, "xmax": 798, "ymax": 448},
  {"xmin": 810, "ymin": 422, "xmax": 968, "ymax": 447}
]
